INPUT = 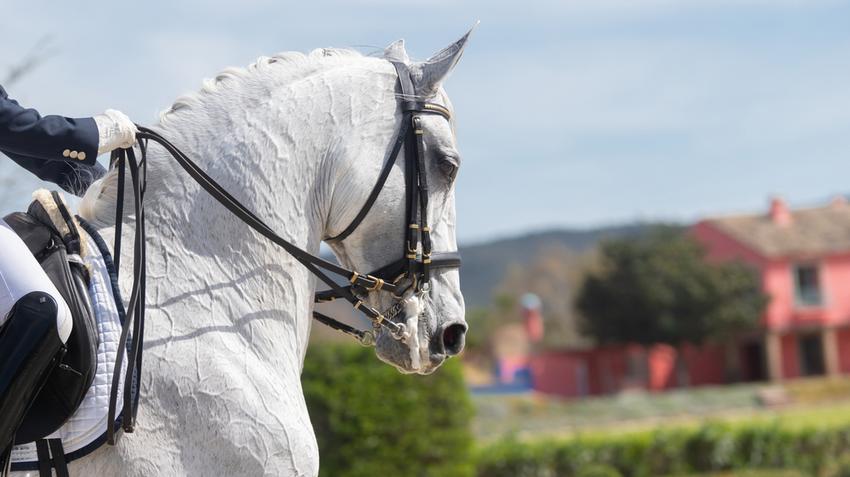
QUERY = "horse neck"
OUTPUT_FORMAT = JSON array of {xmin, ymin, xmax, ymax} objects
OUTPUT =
[{"xmin": 114, "ymin": 77, "xmax": 350, "ymax": 366}]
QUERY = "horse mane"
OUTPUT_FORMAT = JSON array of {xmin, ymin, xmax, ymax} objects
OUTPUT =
[
  {"xmin": 159, "ymin": 48, "xmax": 364, "ymax": 124},
  {"xmin": 78, "ymin": 47, "xmax": 368, "ymax": 227}
]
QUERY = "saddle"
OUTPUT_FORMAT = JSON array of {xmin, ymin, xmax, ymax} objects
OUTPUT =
[{"xmin": 2, "ymin": 190, "xmax": 98, "ymax": 445}]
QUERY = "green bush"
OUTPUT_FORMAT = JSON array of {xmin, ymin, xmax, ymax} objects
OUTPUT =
[
  {"xmin": 576, "ymin": 464, "xmax": 623, "ymax": 477},
  {"xmin": 476, "ymin": 437, "xmax": 555, "ymax": 477},
  {"xmin": 684, "ymin": 423, "xmax": 737, "ymax": 472},
  {"xmin": 475, "ymin": 421, "xmax": 850, "ymax": 477},
  {"xmin": 302, "ymin": 344, "xmax": 475, "ymax": 477}
]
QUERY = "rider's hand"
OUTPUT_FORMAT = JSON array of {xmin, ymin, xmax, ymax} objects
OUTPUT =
[{"xmin": 93, "ymin": 109, "xmax": 137, "ymax": 155}]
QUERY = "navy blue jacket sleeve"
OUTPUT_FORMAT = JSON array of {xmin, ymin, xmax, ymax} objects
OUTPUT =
[{"xmin": 0, "ymin": 84, "xmax": 103, "ymax": 196}]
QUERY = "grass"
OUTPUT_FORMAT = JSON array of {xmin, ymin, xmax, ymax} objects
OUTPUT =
[
  {"xmin": 472, "ymin": 377, "xmax": 850, "ymax": 442},
  {"xmin": 473, "ymin": 383, "xmax": 763, "ymax": 440}
]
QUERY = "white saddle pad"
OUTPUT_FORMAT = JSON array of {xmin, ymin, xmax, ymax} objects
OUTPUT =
[{"xmin": 11, "ymin": 233, "xmax": 125, "ymax": 465}]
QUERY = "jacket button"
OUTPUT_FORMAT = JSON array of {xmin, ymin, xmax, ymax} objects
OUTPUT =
[
  {"xmin": 70, "ymin": 151, "xmax": 78, "ymax": 159},
  {"xmin": 62, "ymin": 149, "xmax": 71, "ymax": 157},
  {"xmin": 78, "ymin": 152, "xmax": 86, "ymax": 161}
]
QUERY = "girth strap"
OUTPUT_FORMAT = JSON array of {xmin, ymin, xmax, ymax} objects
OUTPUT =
[
  {"xmin": 35, "ymin": 440, "xmax": 50, "ymax": 476},
  {"xmin": 33, "ymin": 439, "xmax": 69, "ymax": 477},
  {"xmin": 47, "ymin": 439, "xmax": 69, "ymax": 477}
]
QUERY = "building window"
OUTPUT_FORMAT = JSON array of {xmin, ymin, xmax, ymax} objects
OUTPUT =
[{"xmin": 793, "ymin": 264, "xmax": 822, "ymax": 307}]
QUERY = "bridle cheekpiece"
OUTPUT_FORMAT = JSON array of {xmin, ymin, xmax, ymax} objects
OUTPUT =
[{"xmin": 315, "ymin": 61, "xmax": 461, "ymax": 344}]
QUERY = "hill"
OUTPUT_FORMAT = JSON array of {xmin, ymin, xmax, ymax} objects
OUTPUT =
[
  {"xmin": 457, "ymin": 223, "xmax": 665, "ymax": 308},
  {"xmin": 314, "ymin": 222, "xmax": 672, "ymax": 332}
]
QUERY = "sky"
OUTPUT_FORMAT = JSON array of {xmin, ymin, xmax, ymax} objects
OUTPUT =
[{"xmin": 1, "ymin": 0, "xmax": 849, "ymax": 244}]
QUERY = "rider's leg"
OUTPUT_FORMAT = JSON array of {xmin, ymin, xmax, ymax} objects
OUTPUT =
[
  {"xmin": 0, "ymin": 220, "xmax": 72, "ymax": 339},
  {"xmin": 0, "ymin": 219, "xmax": 72, "ymax": 460}
]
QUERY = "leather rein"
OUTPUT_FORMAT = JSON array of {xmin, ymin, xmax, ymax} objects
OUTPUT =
[{"xmin": 104, "ymin": 60, "xmax": 461, "ymax": 442}]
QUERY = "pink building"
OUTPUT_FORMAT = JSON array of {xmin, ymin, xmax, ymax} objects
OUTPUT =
[
  {"xmin": 692, "ymin": 197, "xmax": 850, "ymax": 380},
  {"xmin": 523, "ymin": 197, "xmax": 850, "ymax": 398},
  {"xmin": 529, "ymin": 343, "xmax": 726, "ymax": 397}
]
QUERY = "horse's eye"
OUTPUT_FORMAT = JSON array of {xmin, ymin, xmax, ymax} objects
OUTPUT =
[{"xmin": 439, "ymin": 156, "xmax": 459, "ymax": 181}]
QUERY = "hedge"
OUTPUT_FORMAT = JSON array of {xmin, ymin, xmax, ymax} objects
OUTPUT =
[
  {"xmin": 302, "ymin": 343, "xmax": 475, "ymax": 477},
  {"xmin": 476, "ymin": 422, "xmax": 850, "ymax": 477},
  {"xmin": 301, "ymin": 344, "xmax": 850, "ymax": 477}
]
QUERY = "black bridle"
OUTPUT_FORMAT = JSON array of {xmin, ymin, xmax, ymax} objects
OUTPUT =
[
  {"xmin": 105, "ymin": 60, "xmax": 461, "ymax": 442},
  {"xmin": 315, "ymin": 60, "xmax": 461, "ymax": 344}
]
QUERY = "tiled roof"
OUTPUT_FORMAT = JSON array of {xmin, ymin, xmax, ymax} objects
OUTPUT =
[{"xmin": 706, "ymin": 201, "xmax": 850, "ymax": 258}]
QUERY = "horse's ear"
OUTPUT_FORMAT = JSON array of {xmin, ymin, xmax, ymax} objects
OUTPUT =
[
  {"xmin": 384, "ymin": 39, "xmax": 410, "ymax": 64},
  {"xmin": 412, "ymin": 24, "xmax": 477, "ymax": 97}
]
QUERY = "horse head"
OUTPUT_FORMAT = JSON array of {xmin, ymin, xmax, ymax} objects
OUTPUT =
[{"xmin": 325, "ymin": 30, "xmax": 472, "ymax": 374}]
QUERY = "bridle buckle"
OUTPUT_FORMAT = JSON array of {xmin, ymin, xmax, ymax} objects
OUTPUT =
[
  {"xmin": 366, "ymin": 277, "xmax": 385, "ymax": 292},
  {"xmin": 308, "ymin": 60, "xmax": 461, "ymax": 345}
]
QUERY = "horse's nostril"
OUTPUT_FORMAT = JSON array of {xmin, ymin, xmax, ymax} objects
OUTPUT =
[{"xmin": 441, "ymin": 323, "xmax": 467, "ymax": 356}]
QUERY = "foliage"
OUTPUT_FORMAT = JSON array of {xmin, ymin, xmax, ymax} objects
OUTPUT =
[
  {"xmin": 576, "ymin": 227, "xmax": 766, "ymax": 346},
  {"xmin": 493, "ymin": 245, "xmax": 595, "ymax": 349},
  {"xmin": 475, "ymin": 420, "xmax": 850, "ymax": 477},
  {"xmin": 302, "ymin": 343, "xmax": 475, "ymax": 477}
]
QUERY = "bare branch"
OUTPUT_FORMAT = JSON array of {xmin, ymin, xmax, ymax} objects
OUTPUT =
[{"xmin": 3, "ymin": 35, "xmax": 59, "ymax": 86}]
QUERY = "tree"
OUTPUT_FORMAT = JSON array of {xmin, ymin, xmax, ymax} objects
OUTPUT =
[
  {"xmin": 576, "ymin": 227, "xmax": 766, "ymax": 348},
  {"xmin": 492, "ymin": 245, "xmax": 595, "ymax": 349},
  {"xmin": 302, "ymin": 344, "xmax": 474, "ymax": 477}
]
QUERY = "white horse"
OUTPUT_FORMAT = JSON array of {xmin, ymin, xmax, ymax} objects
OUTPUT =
[{"xmin": 25, "ymin": 33, "xmax": 470, "ymax": 476}]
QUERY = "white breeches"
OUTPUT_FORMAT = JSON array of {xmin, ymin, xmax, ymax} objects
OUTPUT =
[{"xmin": 0, "ymin": 219, "xmax": 72, "ymax": 343}]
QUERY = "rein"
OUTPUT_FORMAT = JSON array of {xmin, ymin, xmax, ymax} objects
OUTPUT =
[{"xmin": 103, "ymin": 60, "xmax": 461, "ymax": 443}]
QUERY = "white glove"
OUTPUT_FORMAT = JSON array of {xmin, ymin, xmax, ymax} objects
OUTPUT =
[{"xmin": 94, "ymin": 109, "xmax": 138, "ymax": 155}]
